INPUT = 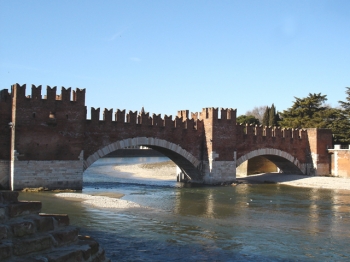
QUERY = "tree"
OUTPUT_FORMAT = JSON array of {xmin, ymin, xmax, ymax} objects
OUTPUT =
[
  {"xmin": 261, "ymin": 104, "xmax": 280, "ymax": 127},
  {"xmin": 245, "ymin": 106, "xmax": 267, "ymax": 123},
  {"xmin": 323, "ymin": 107, "xmax": 350, "ymax": 144},
  {"xmin": 262, "ymin": 106, "xmax": 269, "ymax": 126},
  {"xmin": 339, "ymin": 87, "xmax": 350, "ymax": 112},
  {"xmin": 336, "ymin": 87, "xmax": 350, "ymax": 144},
  {"xmin": 236, "ymin": 115, "xmax": 260, "ymax": 125},
  {"xmin": 279, "ymin": 93, "xmax": 328, "ymax": 128},
  {"xmin": 268, "ymin": 104, "xmax": 280, "ymax": 127}
]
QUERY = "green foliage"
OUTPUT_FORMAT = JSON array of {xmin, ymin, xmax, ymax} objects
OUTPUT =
[
  {"xmin": 262, "ymin": 104, "xmax": 280, "ymax": 127},
  {"xmin": 336, "ymin": 87, "xmax": 350, "ymax": 144},
  {"xmin": 262, "ymin": 106, "xmax": 269, "ymax": 126},
  {"xmin": 236, "ymin": 115, "xmax": 260, "ymax": 125},
  {"xmin": 339, "ymin": 87, "xmax": 350, "ymax": 112},
  {"xmin": 323, "ymin": 108, "xmax": 350, "ymax": 144},
  {"xmin": 279, "ymin": 93, "xmax": 328, "ymax": 128},
  {"xmin": 279, "ymin": 90, "xmax": 350, "ymax": 144}
]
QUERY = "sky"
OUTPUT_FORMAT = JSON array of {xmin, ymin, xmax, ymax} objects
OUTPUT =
[{"xmin": 1, "ymin": 0, "xmax": 350, "ymax": 119}]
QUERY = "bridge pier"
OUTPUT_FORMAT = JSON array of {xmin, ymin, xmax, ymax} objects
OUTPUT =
[
  {"xmin": 201, "ymin": 160, "xmax": 236, "ymax": 184},
  {"xmin": 9, "ymin": 158, "xmax": 84, "ymax": 191}
]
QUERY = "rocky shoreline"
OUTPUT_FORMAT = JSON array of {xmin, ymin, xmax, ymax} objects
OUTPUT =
[{"xmin": 0, "ymin": 191, "xmax": 110, "ymax": 261}]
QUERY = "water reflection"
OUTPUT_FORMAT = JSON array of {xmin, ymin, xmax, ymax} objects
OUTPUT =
[{"xmin": 18, "ymin": 157, "xmax": 350, "ymax": 261}]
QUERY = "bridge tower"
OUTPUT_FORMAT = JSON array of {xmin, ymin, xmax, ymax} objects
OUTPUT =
[
  {"xmin": 200, "ymin": 108, "xmax": 237, "ymax": 184},
  {"xmin": 1, "ymin": 84, "xmax": 86, "ymax": 190}
]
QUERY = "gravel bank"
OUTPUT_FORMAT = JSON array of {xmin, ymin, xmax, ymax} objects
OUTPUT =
[
  {"xmin": 55, "ymin": 193, "xmax": 141, "ymax": 209},
  {"xmin": 237, "ymin": 173, "xmax": 350, "ymax": 191}
]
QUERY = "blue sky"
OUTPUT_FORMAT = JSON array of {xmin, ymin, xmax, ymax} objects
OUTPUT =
[{"xmin": 1, "ymin": 0, "xmax": 349, "ymax": 118}]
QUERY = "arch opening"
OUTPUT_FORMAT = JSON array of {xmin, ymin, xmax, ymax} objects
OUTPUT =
[
  {"xmin": 236, "ymin": 148, "xmax": 304, "ymax": 177},
  {"xmin": 84, "ymin": 137, "xmax": 202, "ymax": 182}
]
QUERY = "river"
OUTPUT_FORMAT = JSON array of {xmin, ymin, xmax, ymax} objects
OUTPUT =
[{"xmin": 19, "ymin": 157, "xmax": 350, "ymax": 261}]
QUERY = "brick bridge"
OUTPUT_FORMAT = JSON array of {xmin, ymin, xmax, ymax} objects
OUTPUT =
[{"xmin": 0, "ymin": 84, "xmax": 333, "ymax": 190}]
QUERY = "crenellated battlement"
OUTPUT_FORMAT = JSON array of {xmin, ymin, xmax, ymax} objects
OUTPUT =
[
  {"xmin": 0, "ymin": 89, "xmax": 11, "ymax": 102},
  {"xmin": 87, "ymin": 107, "xmax": 203, "ymax": 130},
  {"xmin": 236, "ymin": 123, "xmax": 307, "ymax": 140},
  {"xmin": 4, "ymin": 84, "xmax": 86, "ymax": 104},
  {"xmin": 199, "ymin": 107, "xmax": 237, "ymax": 121}
]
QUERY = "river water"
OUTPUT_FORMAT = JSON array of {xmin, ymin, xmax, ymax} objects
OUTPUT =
[{"xmin": 19, "ymin": 157, "xmax": 350, "ymax": 261}]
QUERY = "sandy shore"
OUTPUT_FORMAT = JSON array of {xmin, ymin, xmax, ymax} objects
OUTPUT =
[
  {"xmin": 55, "ymin": 193, "xmax": 141, "ymax": 209},
  {"xmin": 113, "ymin": 160, "xmax": 177, "ymax": 181},
  {"xmin": 236, "ymin": 173, "xmax": 350, "ymax": 191}
]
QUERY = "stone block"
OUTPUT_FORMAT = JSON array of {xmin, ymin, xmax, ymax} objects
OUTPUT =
[
  {"xmin": 45, "ymin": 247, "xmax": 83, "ymax": 262},
  {"xmin": 11, "ymin": 220, "xmax": 36, "ymax": 237},
  {"xmin": 8, "ymin": 201, "xmax": 42, "ymax": 218},
  {"xmin": 0, "ymin": 191, "xmax": 19, "ymax": 204},
  {"xmin": 0, "ymin": 242, "xmax": 12, "ymax": 260},
  {"xmin": 0, "ymin": 225, "xmax": 8, "ymax": 240},
  {"xmin": 40, "ymin": 213, "xmax": 69, "ymax": 226},
  {"xmin": 0, "ymin": 207, "xmax": 6, "ymax": 221},
  {"xmin": 13, "ymin": 235, "xmax": 52, "ymax": 255},
  {"xmin": 33, "ymin": 215, "xmax": 55, "ymax": 232},
  {"xmin": 78, "ymin": 235, "xmax": 100, "ymax": 256},
  {"xmin": 8, "ymin": 256, "xmax": 48, "ymax": 262},
  {"xmin": 50, "ymin": 226, "xmax": 78, "ymax": 246}
]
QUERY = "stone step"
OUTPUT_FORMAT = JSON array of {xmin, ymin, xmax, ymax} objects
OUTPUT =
[
  {"xmin": 0, "ymin": 226, "xmax": 80, "ymax": 259},
  {"xmin": 0, "ymin": 214, "xmax": 71, "ymax": 241},
  {"xmin": 50, "ymin": 226, "xmax": 79, "ymax": 247},
  {"xmin": 8, "ymin": 201, "xmax": 42, "ymax": 219},
  {"xmin": 7, "ymin": 236, "xmax": 110, "ymax": 262},
  {"xmin": 0, "ymin": 191, "xmax": 110, "ymax": 261},
  {"xmin": 0, "ymin": 191, "xmax": 19, "ymax": 204}
]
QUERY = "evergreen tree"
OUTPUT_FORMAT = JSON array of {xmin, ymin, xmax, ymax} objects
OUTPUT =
[
  {"xmin": 269, "ymin": 104, "xmax": 280, "ymax": 126},
  {"xmin": 262, "ymin": 106, "xmax": 270, "ymax": 126},
  {"xmin": 339, "ymin": 87, "xmax": 350, "ymax": 112},
  {"xmin": 279, "ymin": 93, "xmax": 328, "ymax": 128},
  {"xmin": 336, "ymin": 87, "xmax": 350, "ymax": 144}
]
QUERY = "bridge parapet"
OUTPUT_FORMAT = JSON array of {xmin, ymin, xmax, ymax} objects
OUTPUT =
[
  {"xmin": 87, "ymin": 107, "xmax": 203, "ymax": 130},
  {"xmin": 199, "ymin": 107, "xmax": 237, "ymax": 122},
  {"xmin": 9, "ymin": 84, "xmax": 86, "ymax": 105},
  {"xmin": 236, "ymin": 124, "xmax": 307, "ymax": 141}
]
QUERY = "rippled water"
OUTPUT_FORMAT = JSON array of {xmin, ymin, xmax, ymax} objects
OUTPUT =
[{"xmin": 19, "ymin": 157, "xmax": 350, "ymax": 261}]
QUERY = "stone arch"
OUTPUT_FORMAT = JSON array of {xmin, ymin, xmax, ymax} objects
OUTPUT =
[
  {"xmin": 84, "ymin": 137, "xmax": 203, "ymax": 181},
  {"xmin": 236, "ymin": 148, "xmax": 304, "ymax": 174}
]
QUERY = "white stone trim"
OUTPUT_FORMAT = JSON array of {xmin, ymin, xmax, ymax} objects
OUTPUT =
[
  {"xmin": 236, "ymin": 148, "xmax": 302, "ymax": 170},
  {"xmin": 84, "ymin": 137, "xmax": 201, "ymax": 170}
]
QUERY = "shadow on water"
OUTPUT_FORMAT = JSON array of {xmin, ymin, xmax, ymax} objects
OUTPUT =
[{"xmin": 237, "ymin": 172, "xmax": 317, "ymax": 184}]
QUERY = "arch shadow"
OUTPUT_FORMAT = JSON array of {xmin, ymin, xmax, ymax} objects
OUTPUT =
[
  {"xmin": 84, "ymin": 137, "xmax": 203, "ymax": 182},
  {"xmin": 236, "ymin": 148, "xmax": 304, "ymax": 175}
]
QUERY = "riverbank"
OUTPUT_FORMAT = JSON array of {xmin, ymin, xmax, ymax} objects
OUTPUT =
[
  {"xmin": 237, "ymin": 173, "xmax": 350, "ymax": 190},
  {"xmin": 57, "ymin": 161, "xmax": 350, "ymax": 208},
  {"xmin": 112, "ymin": 160, "xmax": 177, "ymax": 181},
  {"xmin": 114, "ymin": 160, "xmax": 350, "ymax": 191},
  {"xmin": 56, "ymin": 192, "xmax": 141, "ymax": 208}
]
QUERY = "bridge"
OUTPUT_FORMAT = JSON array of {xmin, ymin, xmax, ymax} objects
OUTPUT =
[{"xmin": 0, "ymin": 84, "xmax": 333, "ymax": 190}]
